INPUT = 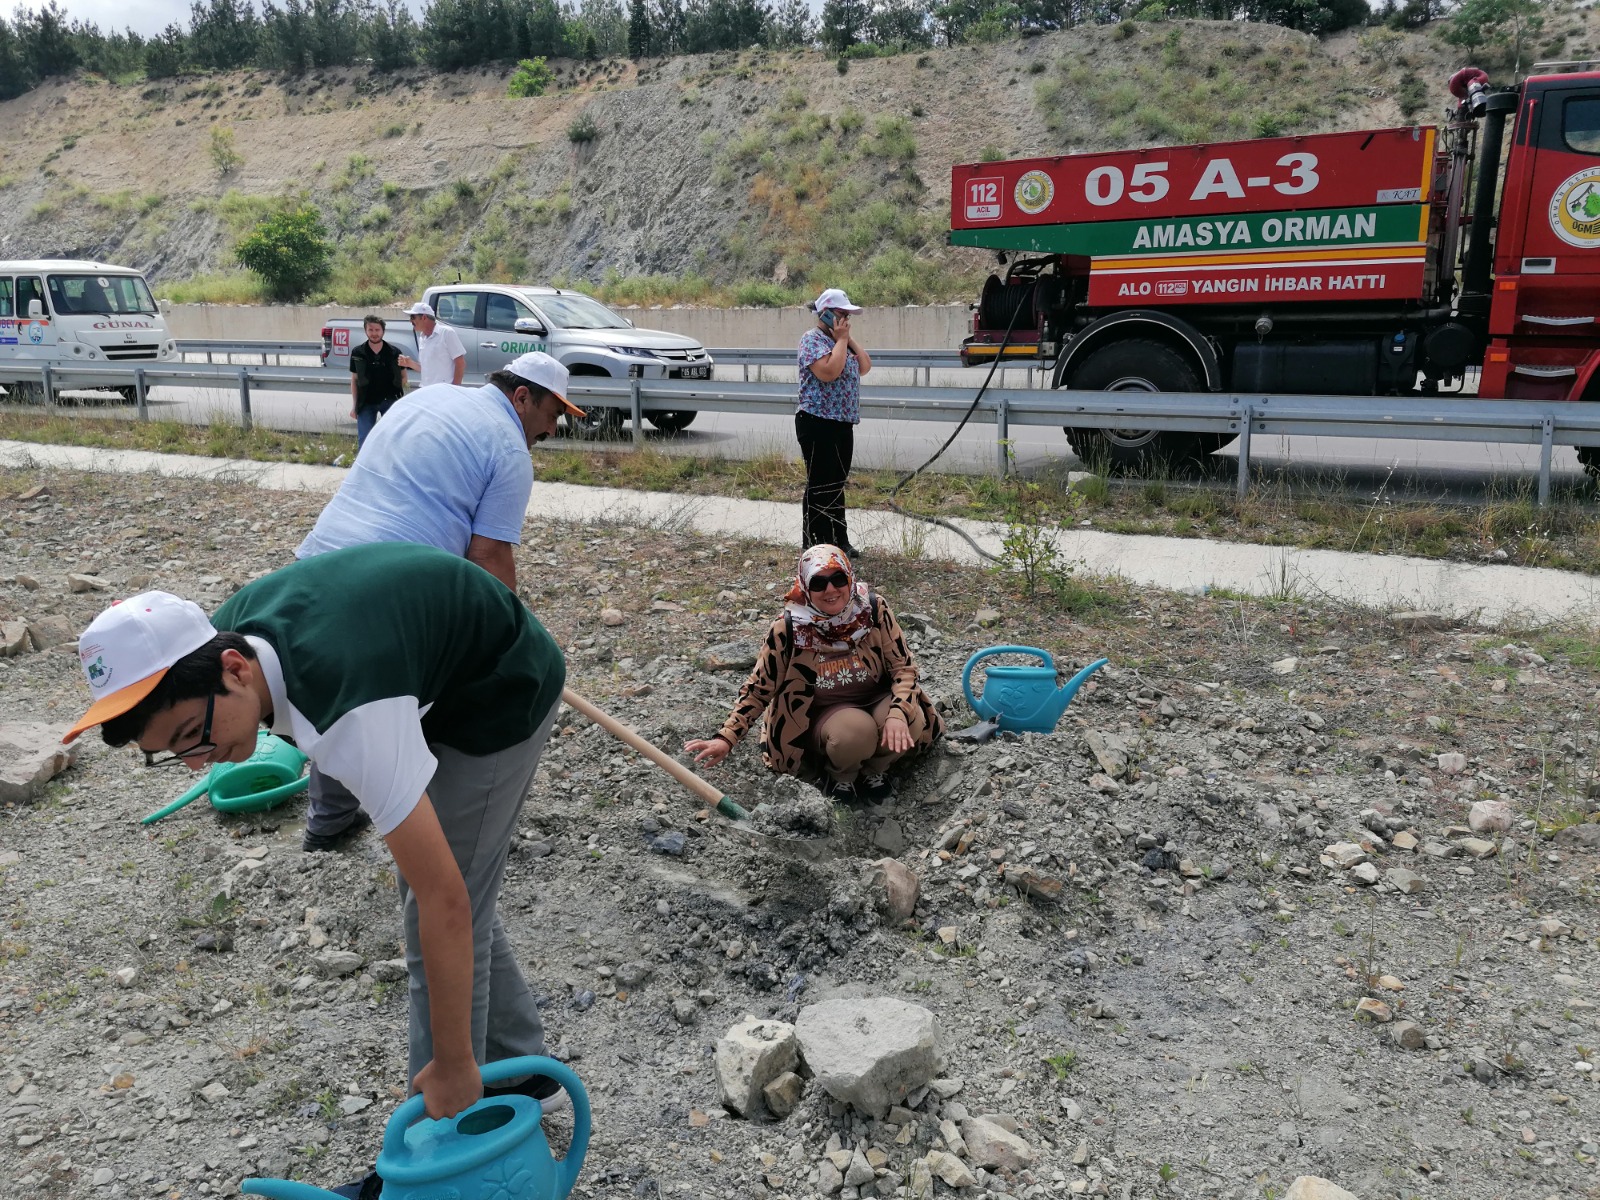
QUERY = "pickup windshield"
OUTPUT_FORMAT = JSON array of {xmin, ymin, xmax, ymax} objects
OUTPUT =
[
  {"xmin": 523, "ymin": 291, "xmax": 628, "ymax": 330},
  {"xmin": 47, "ymin": 273, "xmax": 158, "ymax": 316}
]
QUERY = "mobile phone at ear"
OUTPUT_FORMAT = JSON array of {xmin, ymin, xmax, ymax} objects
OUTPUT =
[{"xmin": 819, "ymin": 309, "xmax": 835, "ymax": 329}]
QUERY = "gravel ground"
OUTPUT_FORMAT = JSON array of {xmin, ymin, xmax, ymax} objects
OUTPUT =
[{"xmin": 2, "ymin": 464, "xmax": 1598, "ymax": 1200}]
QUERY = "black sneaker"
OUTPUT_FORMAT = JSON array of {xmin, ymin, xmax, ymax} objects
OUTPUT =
[
  {"xmin": 485, "ymin": 1072, "xmax": 572, "ymax": 1115},
  {"xmin": 858, "ymin": 772, "xmax": 894, "ymax": 804},
  {"xmin": 302, "ymin": 811, "xmax": 373, "ymax": 853},
  {"xmin": 826, "ymin": 778, "xmax": 859, "ymax": 804},
  {"xmin": 330, "ymin": 1171, "xmax": 382, "ymax": 1200}
]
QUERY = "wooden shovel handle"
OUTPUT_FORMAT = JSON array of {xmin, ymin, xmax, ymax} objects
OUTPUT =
[{"xmin": 561, "ymin": 687, "xmax": 746, "ymax": 818}]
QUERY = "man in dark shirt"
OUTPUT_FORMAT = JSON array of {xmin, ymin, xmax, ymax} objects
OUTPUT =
[{"xmin": 350, "ymin": 315, "xmax": 407, "ymax": 448}]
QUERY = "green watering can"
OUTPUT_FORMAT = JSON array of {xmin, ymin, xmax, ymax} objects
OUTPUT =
[{"xmin": 140, "ymin": 731, "xmax": 308, "ymax": 825}]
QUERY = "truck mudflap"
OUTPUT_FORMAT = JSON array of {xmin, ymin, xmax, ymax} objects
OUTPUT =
[{"xmin": 1481, "ymin": 340, "xmax": 1600, "ymax": 402}]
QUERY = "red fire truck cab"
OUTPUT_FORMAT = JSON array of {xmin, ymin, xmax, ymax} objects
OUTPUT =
[{"xmin": 950, "ymin": 65, "xmax": 1600, "ymax": 474}]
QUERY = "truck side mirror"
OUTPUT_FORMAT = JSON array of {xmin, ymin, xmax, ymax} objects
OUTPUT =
[
  {"xmin": 513, "ymin": 317, "xmax": 547, "ymax": 336},
  {"xmin": 27, "ymin": 300, "xmax": 43, "ymax": 318},
  {"xmin": 158, "ymin": 299, "xmax": 171, "ymax": 314}
]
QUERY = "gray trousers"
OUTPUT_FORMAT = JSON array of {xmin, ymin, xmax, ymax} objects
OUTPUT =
[
  {"xmin": 305, "ymin": 764, "xmax": 363, "ymax": 837},
  {"xmin": 396, "ymin": 704, "xmax": 559, "ymax": 1084}
]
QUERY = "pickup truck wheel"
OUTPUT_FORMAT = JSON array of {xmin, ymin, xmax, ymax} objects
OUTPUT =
[
  {"xmin": 646, "ymin": 411, "xmax": 697, "ymax": 434},
  {"xmin": 1061, "ymin": 338, "xmax": 1226, "ymax": 476},
  {"xmin": 1579, "ymin": 447, "xmax": 1600, "ymax": 479},
  {"xmin": 563, "ymin": 368, "xmax": 625, "ymax": 439}
]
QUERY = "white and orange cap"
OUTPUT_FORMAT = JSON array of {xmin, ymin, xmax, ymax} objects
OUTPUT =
[{"xmin": 64, "ymin": 592, "xmax": 217, "ymax": 743}]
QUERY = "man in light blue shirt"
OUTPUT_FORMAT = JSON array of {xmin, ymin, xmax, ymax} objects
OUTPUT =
[{"xmin": 295, "ymin": 351, "xmax": 582, "ymax": 851}]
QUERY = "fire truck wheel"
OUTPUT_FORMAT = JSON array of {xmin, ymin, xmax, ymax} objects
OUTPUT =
[
  {"xmin": 1579, "ymin": 446, "xmax": 1600, "ymax": 480},
  {"xmin": 1061, "ymin": 338, "xmax": 1226, "ymax": 475}
]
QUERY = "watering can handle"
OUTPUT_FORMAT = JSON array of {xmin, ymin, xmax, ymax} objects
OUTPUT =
[
  {"xmin": 384, "ymin": 1055, "xmax": 593, "ymax": 1193},
  {"xmin": 962, "ymin": 645, "xmax": 1055, "ymax": 714},
  {"xmin": 139, "ymin": 771, "xmax": 214, "ymax": 825},
  {"xmin": 239, "ymin": 1180, "xmax": 342, "ymax": 1199}
]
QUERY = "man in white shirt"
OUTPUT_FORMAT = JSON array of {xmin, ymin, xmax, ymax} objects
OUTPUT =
[{"xmin": 399, "ymin": 301, "xmax": 467, "ymax": 387}]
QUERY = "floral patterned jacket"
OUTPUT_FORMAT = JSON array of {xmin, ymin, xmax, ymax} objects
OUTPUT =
[{"xmin": 716, "ymin": 592, "xmax": 943, "ymax": 778}]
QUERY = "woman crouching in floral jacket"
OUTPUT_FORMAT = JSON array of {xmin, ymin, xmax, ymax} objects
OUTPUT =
[{"xmin": 684, "ymin": 544, "xmax": 942, "ymax": 803}]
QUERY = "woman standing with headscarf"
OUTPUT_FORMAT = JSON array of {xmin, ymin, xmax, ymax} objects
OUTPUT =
[
  {"xmin": 795, "ymin": 288, "xmax": 872, "ymax": 556},
  {"xmin": 684, "ymin": 545, "xmax": 940, "ymax": 803}
]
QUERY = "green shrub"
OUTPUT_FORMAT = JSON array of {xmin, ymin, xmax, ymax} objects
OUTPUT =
[
  {"xmin": 235, "ymin": 206, "xmax": 333, "ymax": 301},
  {"xmin": 567, "ymin": 113, "xmax": 599, "ymax": 143},
  {"xmin": 979, "ymin": 144, "xmax": 1006, "ymax": 162},
  {"xmin": 508, "ymin": 57, "xmax": 554, "ymax": 98},
  {"xmin": 210, "ymin": 128, "xmax": 242, "ymax": 176}
]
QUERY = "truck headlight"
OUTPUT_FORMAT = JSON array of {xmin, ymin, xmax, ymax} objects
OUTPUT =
[{"xmin": 606, "ymin": 346, "xmax": 659, "ymax": 359}]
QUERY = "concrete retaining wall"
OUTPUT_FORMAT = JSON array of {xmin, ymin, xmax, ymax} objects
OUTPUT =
[{"xmin": 163, "ymin": 303, "xmax": 971, "ymax": 350}]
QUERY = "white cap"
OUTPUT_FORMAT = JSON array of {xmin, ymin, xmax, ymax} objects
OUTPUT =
[
  {"xmin": 403, "ymin": 302, "xmax": 436, "ymax": 318},
  {"xmin": 65, "ymin": 592, "xmax": 218, "ymax": 743},
  {"xmin": 812, "ymin": 288, "xmax": 862, "ymax": 315},
  {"xmin": 505, "ymin": 351, "xmax": 585, "ymax": 418}
]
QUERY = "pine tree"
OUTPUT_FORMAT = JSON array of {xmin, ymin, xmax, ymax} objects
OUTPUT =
[
  {"xmin": 819, "ymin": 0, "xmax": 868, "ymax": 52},
  {"xmin": 627, "ymin": 0, "xmax": 652, "ymax": 57},
  {"xmin": 768, "ymin": 0, "xmax": 812, "ymax": 46}
]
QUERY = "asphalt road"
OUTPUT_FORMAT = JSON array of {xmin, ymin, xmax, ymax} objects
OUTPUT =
[{"xmin": 14, "ymin": 371, "xmax": 1592, "ymax": 497}]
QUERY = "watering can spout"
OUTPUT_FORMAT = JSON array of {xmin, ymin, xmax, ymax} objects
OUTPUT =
[
  {"xmin": 240, "ymin": 1181, "xmax": 342, "ymax": 1200},
  {"xmin": 1050, "ymin": 657, "xmax": 1110, "ymax": 721}
]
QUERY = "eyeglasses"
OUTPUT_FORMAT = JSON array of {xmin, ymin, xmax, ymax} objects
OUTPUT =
[
  {"xmin": 808, "ymin": 571, "xmax": 850, "ymax": 593},
  {"xmin": 143, "ymin": 693, "xmax": 217, "ymax": 768}
]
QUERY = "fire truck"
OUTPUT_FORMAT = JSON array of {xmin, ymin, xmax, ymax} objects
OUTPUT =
[{"xmin": 950, "ymin": 66, "xmax": 1600, "ymax": 474}]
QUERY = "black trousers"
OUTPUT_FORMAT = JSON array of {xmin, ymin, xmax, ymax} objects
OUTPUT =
[{"xmin": 795, "ymin": 410, "xmax": 854, "ymax": 550}]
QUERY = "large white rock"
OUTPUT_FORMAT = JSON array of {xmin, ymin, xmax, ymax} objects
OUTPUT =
[
  {"xmin": 0, "ymin": 722, "xmax": 78, "ymax": 804},
  {"xmin": 795, "ymin": 998, "xmax": 942, "ymax": 1118},
  {"xmin": 714, "ymin": 1015, "xmax": 798, "ymax": 1119},
  {"xmin": 960, "ymin": 1116, "xmax": 1036, "ymax": 1172},
  {"xmin": 1285, "ymin": 1178, "xmax": 1361, "ymax": 1200}
]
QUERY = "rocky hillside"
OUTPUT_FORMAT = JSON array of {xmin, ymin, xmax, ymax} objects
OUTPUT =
[{"xmin": 0, "ymin": 18, "xmax": 1573, "ymax": 307}]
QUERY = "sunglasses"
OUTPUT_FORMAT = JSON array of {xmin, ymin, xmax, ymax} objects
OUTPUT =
[
  {"xmin": 808, "ymin": 571, "xmax": 850, "ymax": 593},
  {"xmin": 143, "ymin": 692, "xmax": 217, "ymax": 768}
]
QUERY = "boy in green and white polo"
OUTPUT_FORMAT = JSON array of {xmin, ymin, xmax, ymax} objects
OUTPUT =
[{"xmin": 65, "ymin": 542, "xmax": 566, "ymax": 1128}]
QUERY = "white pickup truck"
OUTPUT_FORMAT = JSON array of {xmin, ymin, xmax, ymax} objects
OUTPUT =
[{"xmin": 320, "ymin": 283, "xmax": 714, "ymax": 433}]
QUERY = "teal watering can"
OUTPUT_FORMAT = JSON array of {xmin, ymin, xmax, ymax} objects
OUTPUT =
[
  {"xmin": 240, "ymin": 1057, "xmax": 591, "ymax": 1200},
  {"xmin": 140, "ymin": 731, "xmax": 309, "ymax": 825},
  {"xmin": 962, "ymin": 646, "xmax": 1109, "ymax": 734}
]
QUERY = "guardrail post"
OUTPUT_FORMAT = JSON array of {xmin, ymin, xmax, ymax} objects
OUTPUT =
[
  {"xmin": 630, "ymin": 378, "xmax": 644, "ymax": 449},
  {"xmin": 41, "ymin": 363, "xmax": 54, "ymax": 409},
  {"xmin": 1235, "ymin": 402, "xmax": 1254, "ymax": 501},
  {"xmin": 1538, "ymin": 416, "xmax": 1555, "ymax": 507},
  {"xmin": 237, "ymin": 367, "xmax": 253, "ymax": 432},
  {"xmin": 995, "ymin": 393, "xmax": 1010, "ymax": 477},
  {"xmin": 134, "ymin": 368, "xmax": 148, "ymax": 421}
]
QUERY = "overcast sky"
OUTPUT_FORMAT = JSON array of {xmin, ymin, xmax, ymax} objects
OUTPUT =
[{"xmin": 61, "ymin": 0, "xmax": 433, "ymax": 37}]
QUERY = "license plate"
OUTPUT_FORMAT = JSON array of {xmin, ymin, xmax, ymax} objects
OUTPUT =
[{"xmin": 672, "ymin": 365, "xmax": 711, "ymax": 380}]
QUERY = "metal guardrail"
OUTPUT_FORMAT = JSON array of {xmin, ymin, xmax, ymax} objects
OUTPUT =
[
  {"xmin": 5, "ymin": 361, "xmax": 1599, "ymax": 505},
  {"xmin": 176, "ymin": 339, "xmax": 323, "ymax": 362}
]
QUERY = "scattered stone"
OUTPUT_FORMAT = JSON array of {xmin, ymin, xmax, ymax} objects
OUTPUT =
[
  {"xmin": 193, "ymin": 930, "xmax": 233, "ymax": 953},
  {"xmin": 844, "ymin": 1146, "xmax": 875, "ymax": 1187},
  {"xmin": 1322, "ymin": 842, "xmax": 1367, "ymax": 868},
  {"xmin": 714, "ymin": 1016, "xmax": 799, "ymax": 1120},
  {"xmin": 1468, "ymin": 799, "xmax": 1513, "ymax": 834},
  {"xmin": 961, "ymin": 1116, "xmax": 1036, "ymax": 1172},
  {"xmin": 67, "ymin": 573, "xmax": 110, "ymax": 593},
  {"xmin": 314, "ymin": 950, "xmax": 364, "ymax": 977},
  {"xmin": 197, "ymin": 1081, "xmax": 229, "ymax": 1104},
  {"xmin": 974, "ymin": 607, "xmax": 1001, "ymax": 627},
  {"xmin": 371, "ymin": 959, "xmax": 407, "ymax": 982},
  {"xmin": 93, "ymin": 1167, "xmax": 115, "ymax": 1187},
  {"xmin": 698, "ymin": 641, "xmax": 757, "ymax": 672},
  {"xmin": 1350, "ymin": 862, "xmax": 1380, "ymax": 886},
  {"xmin": 1457, "ymin": 837, "xmax": 1498, "ymax": 859},
  {"xmin": 599, "ymin": 607, "xmax": 625, "ymax": 627},
  {"xmin": 923, "ymin": 1151, "xmax": 977, "ymax": 1190},
  {"xmin": 0, "ymin": 722, "xmax": 79, "ymax": 805},
  {"xmin": 818, "ymin": 1159, "xmax": 844, "ymax": 1196},
  {"xmin": 113, "ymin": 967, "xmax": 139, "ymax": 988},
  {"xmin": 1355, "ymin": 997, "xmax": 1393, "ymax": 1023},
  {"xmin": 1436, "ymin": 752, "xmax": 1468, "ymax": 776},
  {"xmin": 1384, "ymin": 867, "xmax": 1427, "ymax": 895},
  {"xmin": 1555, "ymin": 822, "xmax": 1600, "ymax": 849},
  {"xmin": 646, "ymin": 831, "xmax": 688, "ymax": 856},
  {"xmin": 1269, "ymin": 656, "xmax": 1298, "ymax": 675},
  {"xmin": 795, "ymin": 997, "xmax": 943, "ymax": 1118},
  {"xmin": 762, "ymin": 1071, "xmax": 804, "ymax": 1118},
  {"xmin": 1001, "ymin": 864, "xmax": 1063, "ymax": 902},
  {"xmin": 0, "ymin": 620, "xmax": 27, "ymax": 658},
  {"xmin": 1389, "ymin": 1020, "xmax": 1426, "ymax": 1050},
  {"xmin": 865, "ymin": 859, "xmax": 920, "ymax": 923},
  {"xmin": 1390, "ymin": 830, "xmax": 1419, "ymax": 852},
  {"xmin": 1083, "ymin": 731, "xmax": 1129, "ymax": 778},
  {"xmin": 907, "ymin": 1157, "xmax": 933, "ymax": 1200},
  {"xmin": 24, "ymin": 615, "xmax": 73, "ymax": 652},
  {"xmin": 939, "ymin": 1118, "xmax": 967, "ymax": 1157}
]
